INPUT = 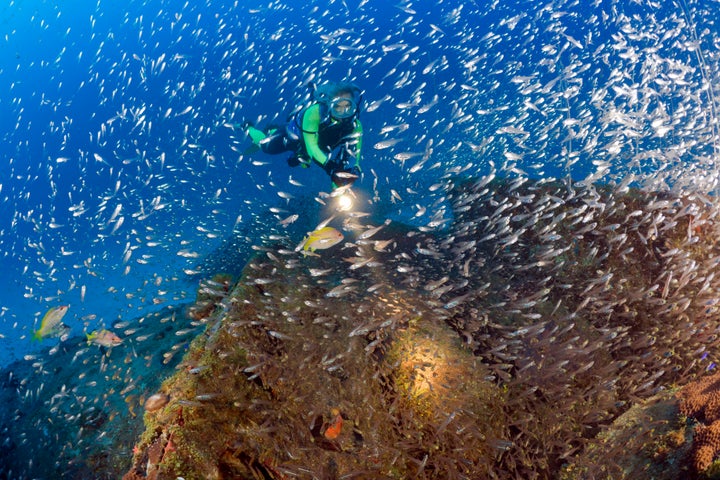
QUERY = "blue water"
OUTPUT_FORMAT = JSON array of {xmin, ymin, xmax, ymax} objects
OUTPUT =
[{"xmin": 1, "ymin": 0, "xmax": 718, "ymax": 366}]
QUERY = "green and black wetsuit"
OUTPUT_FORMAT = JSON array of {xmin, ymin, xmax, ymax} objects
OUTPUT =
[{"xmin": 246, "ymin": 82, "xmax": 364, "ymax": 189}]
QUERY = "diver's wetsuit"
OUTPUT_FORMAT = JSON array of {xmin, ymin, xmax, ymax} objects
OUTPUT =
[
  {"xmin": 252, "ymin": 105, "xmax": 362, "ymax": 166},
  {"xmin": 246, "ymin": 82, "xmax": 364, "ymax": 188}
]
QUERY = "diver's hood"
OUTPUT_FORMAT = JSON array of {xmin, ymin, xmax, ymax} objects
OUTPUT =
[{"xmin": 313, "ymin": 81, "xmax": 363, "ymax": 108}]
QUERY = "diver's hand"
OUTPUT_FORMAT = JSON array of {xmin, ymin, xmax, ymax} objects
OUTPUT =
[
  {"xmin": 332, "ymin": 165, "xmax": 360, "ymax": 187},
  {"xmin": 323, "ymin": 147, "xmax": 347, "ymax": 174}
]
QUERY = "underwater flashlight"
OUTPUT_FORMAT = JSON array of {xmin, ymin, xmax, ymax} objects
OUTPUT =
[{"xmin": 337, "ymin": 193, "xmax": 353, "ymax": 212}]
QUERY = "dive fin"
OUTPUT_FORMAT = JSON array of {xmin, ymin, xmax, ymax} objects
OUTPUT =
[{"xmin": 243, "ymin": 144, "xmax": 260, "ymax": 155}]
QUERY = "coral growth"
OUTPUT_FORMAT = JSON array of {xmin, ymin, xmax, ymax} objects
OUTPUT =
[
  {"xmin": 693, "ymin": 422, "xmax": 720, "ymax": 475},
  {"xmin": 123, "ymin": 236, "xmax": 509, "ymax": 479},
  {"xmin": 186, "ymin": 274, "xmax": 233, "ymax": 321},
  {"xmin": 679, "ymin": 373, "xmax": 720, "ymax": 424},
  {"xmin": 14, "ymin": 178, "xmax": 720, "ymax": 479},
  {"xmin": 678, "ymin": 373, "xmax": 720, "ymax": 473},
  {"xmin": 121, "ymin": 179, "xmax": 720, "ymax": 479}
]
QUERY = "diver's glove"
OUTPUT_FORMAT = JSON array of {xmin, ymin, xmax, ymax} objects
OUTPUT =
[
  {"xmin": 288, "ymin": 155, "xmax": 311, "ymax": 168},
  {"xmin": 322, "ymin": 146, "xmax": 347, "ymax": 174},
  {"xmin": 322, "ymin": 145, "xmax": 354, "ymax": 176}
]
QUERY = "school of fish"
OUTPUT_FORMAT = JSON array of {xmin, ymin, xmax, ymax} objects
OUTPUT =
[{"xmin": 1, "ymin": 0, "xmax": 720, "ymax": 478}]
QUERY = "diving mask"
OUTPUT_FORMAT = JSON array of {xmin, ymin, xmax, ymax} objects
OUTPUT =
[{"xmin": 329, "ymin": 96, "xmax": 357, "ymax": 120}]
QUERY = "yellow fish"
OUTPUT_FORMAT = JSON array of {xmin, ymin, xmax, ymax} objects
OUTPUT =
[
  {"xmin": 297, "ymin": 226, "xmax": 344, "ymax": 252},
  {"xmin": 32, "ymin": 305, "xmax": 70, "ymax": 341}
]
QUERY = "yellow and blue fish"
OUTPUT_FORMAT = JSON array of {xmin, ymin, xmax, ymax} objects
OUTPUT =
[
  {"xmin": 296, "ymin": 226, "xmax": 344, "ymax": 253},
  {"xmin": 32, "ymin": 305, "xmax": 70, "ymax": 341}
]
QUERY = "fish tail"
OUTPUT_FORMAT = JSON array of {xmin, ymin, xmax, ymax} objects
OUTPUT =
[
  {"xmin": 31, "ymin": 330, "xmax": 42, "ymax": 342},
  {"xmin": 86, "ymin": 332, "xmax": 93, "ymax": 345},
  {"xmin": 302, "ymin": 235, "xmax": 317, "ymax": 251}
]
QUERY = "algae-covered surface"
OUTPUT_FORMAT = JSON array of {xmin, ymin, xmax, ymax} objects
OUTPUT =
[
  {"xmin": 0, "ymin": 305, "xmax": 198, "ymax": 479},
  {"xmin": 9, "ymin": 178, "xmax": 720, "ymax": 479},
  {"xmin": 118, "ymin": 178, "xmax": 720, "ymax": 479},
  {"xmin": 124, "ymin": 236, "xmax": 508, "ymax": 479},
  {"xmin": 559, "ymin": 389, "xmax": 692, "ymax": 479}
]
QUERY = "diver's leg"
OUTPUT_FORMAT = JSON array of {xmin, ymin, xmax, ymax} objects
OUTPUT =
[
  {"xmin": 244, "ymin": 123, "xmax": 302, "ymax": 162},
  {"xmin": 246, "ymin": 125, "xmax": 267, "ymax": 145},
  {"xmin": 259, "ymin": 130, "xmax": 293, "ymax": 154},
  {"xmin": 244, "ymin": 124, "xmax": 294, "ymax": 154},
  {"xmin": 244, "ymin": 123, "xmax": 282, "ymax": 149}
]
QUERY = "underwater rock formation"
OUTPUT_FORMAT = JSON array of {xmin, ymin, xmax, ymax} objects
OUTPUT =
[
  {"xmin": 0, "ymin": 305, "xmax": 199, "ymax": 479},
  {"xmin": 119, "ymin": 176, "xmax": 720, "ymax": 479},
  {"xmin": 123, "ymin": 246, "xmax": 507, "ymax": 479},
  {"xmin": 559, "ymin": 390, "xmax": 691, "ymax": 479},
  {"xmin": 563, "ymin": 375, "xmax": 720, "ymax": 479},
  {"xmin": 10, "ymin": 176, "xmax": 720, "ymax": 479}
]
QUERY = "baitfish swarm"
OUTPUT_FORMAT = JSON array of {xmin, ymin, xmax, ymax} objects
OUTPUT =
[
  {"xmin": 1, "ymin": 0, "xmax": 720, "ymax": 479},
  {"xmin": 115, "ymin": 174, "xmax": 720, "ymax": 480}
]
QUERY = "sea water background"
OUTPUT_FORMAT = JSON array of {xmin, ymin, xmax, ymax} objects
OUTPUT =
[{"xmin": 1, "ymin": 0, "xmax": 719, "ymax": 365}]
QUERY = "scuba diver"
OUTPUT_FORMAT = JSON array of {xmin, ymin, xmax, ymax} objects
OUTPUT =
[{"xmin": 243, "ymin": 81, "xmax": 363, "ymax": 190}]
